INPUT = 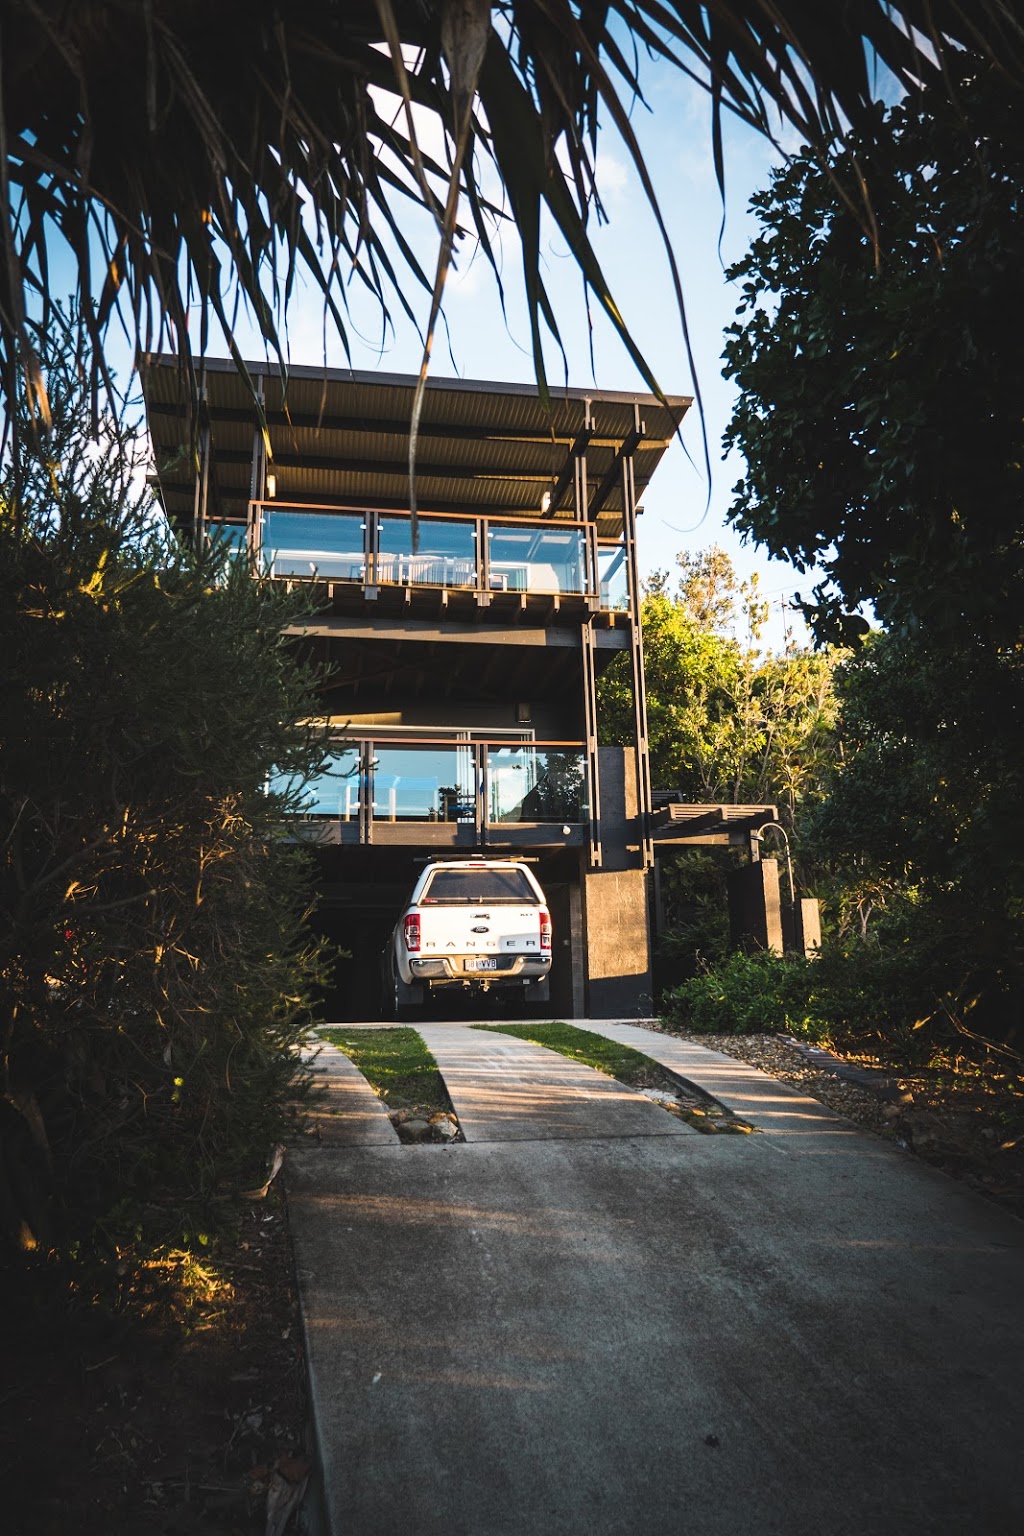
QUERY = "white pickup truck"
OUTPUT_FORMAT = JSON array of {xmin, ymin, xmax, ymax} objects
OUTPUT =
[{"xmin": 383, "ymin": 859, "xmax": 552, "ymax": 1015}]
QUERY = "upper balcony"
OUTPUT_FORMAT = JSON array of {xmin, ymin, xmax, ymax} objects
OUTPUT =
[
  {"xmin": 210, "ymin": 501, "xmax": 632, "ymax": 621},
  {"xmin": 142, "ymin": 358, "xmax": 691, "ymax": 629}
]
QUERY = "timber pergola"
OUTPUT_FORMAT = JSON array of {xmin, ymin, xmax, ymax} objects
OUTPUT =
[{"xmin": 651, "ymin": 800, "xmax": 781, "ymax": 854}]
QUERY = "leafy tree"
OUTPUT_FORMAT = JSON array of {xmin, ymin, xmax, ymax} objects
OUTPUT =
[
  {"xmin": 601, "ymin": 549, "xmax": 841, "ymax": 831},
  {"xmin": 1, "ymin": 3, "xmax": 1020, "ymax": 424},
  {"xmin": 0, "ymin": 347, "xmax": 330, "ymax": 1255},
  {"xmin": 803, "ymin": 628, "xmax": 1024, "ymax": 1038},
  {"xmin": 723, "ymin": 54, "xmax": 1024, "ymax": 1045},
  {"xmin": 723, "ymin": 54, "xmax": 1024, "ymax": 648},
  {"xmin": 600, "ymin": 549, "xmax": 841, "ymax": 985}
]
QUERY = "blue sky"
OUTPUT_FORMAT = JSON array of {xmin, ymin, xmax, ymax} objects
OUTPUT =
[
  {"xmin": 131, "ymin": 59, "xmax": 809, "ymax": 645},
  {"xmin": 256, "ymin": 64, "xmax": 808, "ymax": 645}
]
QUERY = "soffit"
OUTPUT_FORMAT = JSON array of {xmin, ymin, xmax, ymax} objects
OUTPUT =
[{"xmin": 141, "ymin": 356, "xmax": 690, "ymax": 534}]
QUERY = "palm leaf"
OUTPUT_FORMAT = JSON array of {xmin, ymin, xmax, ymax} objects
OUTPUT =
[{"xmin": 1, "ymin": 0, "xmax": 1021, "ymax": 454}]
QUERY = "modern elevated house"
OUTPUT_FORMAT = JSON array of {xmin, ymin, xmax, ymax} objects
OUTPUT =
[{"xmin": 142, "ymin": 358, "xmax": 789, "ymax": 1018}]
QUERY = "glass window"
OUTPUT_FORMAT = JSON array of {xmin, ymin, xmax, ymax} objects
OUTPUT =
[
  {"xmin": 421, "ymin": 867, "xmax": 537, "ymax": 903},
  {"xmin": 487, "ymin": 525, "xmax": 587, "ymax": 594},
  {"xmin": 270, "ymin": 746, "xmax": 361, "ymax": 818},
  {"xmin": 371, "ymin": 744, "xmax": 475, "ymax": 822},
  {"xmin": 207, "ymin": 522, "xmax": 248, "ymax": 559},
  {"xmin": 598, "ymin": 544, "xmax": 629, "ymax": 610},
  {"xmin": 486, "ymin": 746, "xmax": 588, "ymax": 823},
  {"xmin": 377, "ymin": 517, "xmax": 476, "ymax": 587},
  {"xmin": 261, "ymin": 511, "xmax": 365, "ymax": 580}
]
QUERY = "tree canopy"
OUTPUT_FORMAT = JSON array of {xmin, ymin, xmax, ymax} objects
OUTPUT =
[
  {"xmin": 3, "ymin": 3, "xmax": 1023, "ymax": 424},
  {"xmin": 802, "ymin": 624, "xmax": 1024, "ymax": 1040},
  {"xmin": 721, "ymin": 56, "xmax": 1024, "ymax": 1043},
  {"xmin": 0, "ymin": 346, "xmax": 330, "ymax": 1254},
  {"xmin": 599, "ymin": 549, "xmax": 841, "ymax": 830},
  {"xmin": 723, "ymin": 53, "xmax": 1024, "ymax": 647}
]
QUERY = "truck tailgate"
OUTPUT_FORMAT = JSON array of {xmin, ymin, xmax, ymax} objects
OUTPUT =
[{"xmin": 418, "ymin": 907, "xmax": 542, "ymax": 955}]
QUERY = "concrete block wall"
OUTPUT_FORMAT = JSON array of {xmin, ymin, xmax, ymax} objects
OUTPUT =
[{"xmin": 579, "ymin": 746, "xmax": 652, "ymax": 1017}]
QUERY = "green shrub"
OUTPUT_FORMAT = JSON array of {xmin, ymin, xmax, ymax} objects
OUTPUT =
[
  {"xmin": 1, "ymin": 346, "xmax": 331, "ymax": 1259},
  {"xmin": 661, "ymin": 951, "xmax": 824, "ymax": 1039},
  {"xmin": 660, "ymin": 940, "xmax": 966, "ymax": 1060}
]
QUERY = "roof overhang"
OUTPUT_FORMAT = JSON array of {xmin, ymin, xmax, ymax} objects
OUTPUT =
[{"xmin": 141, "ymin": 355, "xmax": 691, "ymax": 540}]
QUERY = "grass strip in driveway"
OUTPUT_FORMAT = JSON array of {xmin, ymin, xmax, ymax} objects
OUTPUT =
[
  {"xmin": 319, "ymin": 1028, "xmax": 461, "ymax": 1142},
  {"xmin": 474, "ymin": 1022, "xmax": 752, "ymax": 1133}
]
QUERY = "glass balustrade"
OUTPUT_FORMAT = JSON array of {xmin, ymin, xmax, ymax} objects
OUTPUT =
[
  {"xmin": 273, "ymin": 741, "xmax": 590, "ymax": 828},
  {"xmin": 486, "ymin": 746, "xmax": 588, "ymax": 823},
  {"xmin": 598, "ymin": 544, "xmax": 629, "ymax": 610},
  {"xmin": 256, "ymin": 507, "xmax": 611, "ymax": 600},
  {"xmin": 377, "ymin": 516, "xmax": 477, "ymax": 588},
  {"xmin": 207, "ymin": 521, "xmax": 249, "ymax": 560},
  {"xmin": 486, "ymin": 524, "xmax": 588, "ymax": 594},
  {"xmin": 371, "ymin": 744, "xmax": 476, "ymax": 822},
  {"xmin": 270, "ymin": 747, "xmax": 362, "ymax": 818},
  {"xmin": 261, "ymin": 510, "xmax": 366, "ymax": 580}
]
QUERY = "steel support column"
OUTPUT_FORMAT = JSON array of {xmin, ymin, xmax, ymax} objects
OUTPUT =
[
  {"xmin": 192, "ymin": 367, "xmax": 210, "ymax": 546},
  {"xmin": 573, "ymin": 401, "xmax": 592, "ymax": 522},
  {"xmin": 247, "ymin": 374, "xmax": 266, "ymax": 555},
  {"xmin": 622, "ymin": 406, "xmax": 654, "ymax": 868},
  {"xmin": 582, "ymin": 621, "xmax": 603, "ymax": 869},
  {"xmin": 475, "ymin": 741, "xmax": 487, "ymax": 849},
  {"xmin": 361, "ymin": 741, "xmax": 374, "ymax": 846}
]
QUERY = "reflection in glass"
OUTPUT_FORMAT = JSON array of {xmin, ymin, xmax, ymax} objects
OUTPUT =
[
  {"xmin": 598, "ymin": 544, "xmax": 629, "ymax": 610},
  {"xmin": 377, "ymin": 517, "xmax": 476, "ymax": 587},
  {"xmin": 271, "ymin": 747, "xmax": 361, "ymax": 818},
  {"xmin": 421, "ymin": 867, "xmax": 537, "ymax": 903},
  {"xmin": 487, "ymin": 525, "xmax": 587, "ymax": 594},
  {"xmin": 372, "ymin": 744, "xmax": 476, "ymax": 821},
  {"xmin": 207, "ymin": 522, "xmax": 249, "ymax": 560},
  {"xmin": 261, "ymin": 511, "xmax": 365, "ymax": 580},
  {"xmin": 487, "ymin": 747, "xmax": 588, "ymax": 823}
]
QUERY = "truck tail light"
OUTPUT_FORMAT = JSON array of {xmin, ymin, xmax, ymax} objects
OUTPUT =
[
  {"xmin": 403, "ymin": 914, "xmax": 421, "ymax": 953},
  {"xmin": 539, "ymin": 908, "xmax": 551, "ymax": 952}
]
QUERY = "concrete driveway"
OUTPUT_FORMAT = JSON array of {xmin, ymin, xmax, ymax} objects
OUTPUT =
[{"xmin": 289, "ymin": 1022, "xmax": 1024, "ymax": 1536}]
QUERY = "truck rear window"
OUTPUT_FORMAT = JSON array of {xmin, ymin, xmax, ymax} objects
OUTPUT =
[{"xmin": 420, "ymin": 868, "xmax": 537, "ymax": 904}]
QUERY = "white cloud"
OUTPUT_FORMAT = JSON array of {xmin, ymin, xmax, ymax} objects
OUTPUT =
[{"xmin": 596, "ymin": 151, "xmax": 631, "ymax": 210}]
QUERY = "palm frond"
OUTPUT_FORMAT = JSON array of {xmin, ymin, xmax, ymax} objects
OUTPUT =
[{"xmin": 1, "ymin": 0, "xmax": 1020, "ymax": 441}]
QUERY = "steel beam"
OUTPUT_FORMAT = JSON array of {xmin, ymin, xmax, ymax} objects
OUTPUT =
[
  {"xmin": 587, "ymin": 422, "xmax": 646, "ymax": 518},
  {"xmin": 582, "ymin": 622, "xmax": 603, "ymax": 870},
  {"xmin": 543, "ymin": 417, "xmax": 594, "ymax": 517},
  {"xmin": 622, "ymin": 409, "xmax": 654, "ymax": 868}
]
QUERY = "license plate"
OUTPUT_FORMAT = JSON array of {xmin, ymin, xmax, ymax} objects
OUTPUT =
[{"xmin": 471, "ymin": 957, "xmax": 497, "ymax": 971}]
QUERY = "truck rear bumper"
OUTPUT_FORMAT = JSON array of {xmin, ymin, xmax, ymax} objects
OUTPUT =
[{"xmin": 406, "ymin": 955, "xmax": 551, "ymax": 987}]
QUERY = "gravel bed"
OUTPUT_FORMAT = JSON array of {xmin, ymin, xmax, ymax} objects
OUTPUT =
[
  {"xmin": 644, "ymin": 1023, "xmax": 1024, "ymax": 1217},
  {"xmin": 671, "ymin": 1031, "xmax": 894, "ymax": 1137}
]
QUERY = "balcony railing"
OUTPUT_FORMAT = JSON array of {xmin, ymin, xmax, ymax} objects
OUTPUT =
[
  {"xmin": 272, "ymin": 738, "xmax": 589, "ymax": 839},
  {"xmin": 240, "ymin": 503, "xmax": 630, "ymax": 610}
]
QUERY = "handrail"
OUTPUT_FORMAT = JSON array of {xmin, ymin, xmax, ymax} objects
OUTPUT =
[
  {"xmin": 250, "ymin": 498, "xmax": 591, "ymax": 531},
  {"xmin": 240, "ymin": 503, "xmax": 637, "ymax": 607},
  {"xmin": 321, "ymin": 738, "xmax": 587, "ymax": 750}
]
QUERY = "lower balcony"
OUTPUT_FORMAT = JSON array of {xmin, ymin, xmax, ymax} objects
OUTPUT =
[{"xmin": 274, "ymin": 739, "xmax": 590, "ymax": 849}]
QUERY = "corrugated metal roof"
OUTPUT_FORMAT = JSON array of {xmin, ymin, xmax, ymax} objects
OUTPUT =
[{"xmin": 141, "ymin": 355, "xmax": 690, "ymax": 531}]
